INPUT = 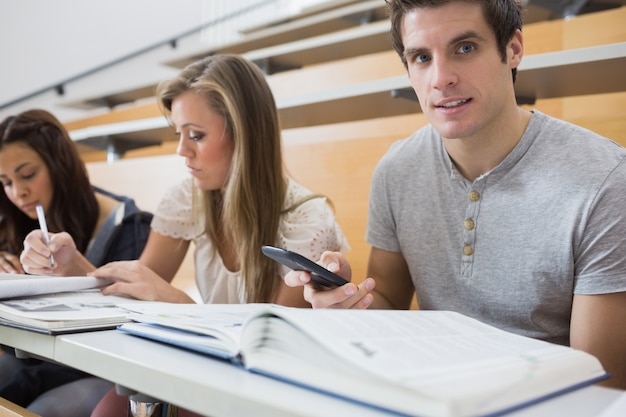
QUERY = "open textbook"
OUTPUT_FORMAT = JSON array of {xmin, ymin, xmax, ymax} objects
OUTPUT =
[{"xmin": 118, "ymin": 303, "xmax": 609, "ymax": 417}]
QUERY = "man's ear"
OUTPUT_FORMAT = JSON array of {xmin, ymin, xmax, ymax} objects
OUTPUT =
[{"xmin": 508, "ymin": 29, "xmax": 524, "ymax": 69}]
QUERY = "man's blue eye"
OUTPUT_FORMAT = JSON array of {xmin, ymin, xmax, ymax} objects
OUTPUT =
[
  {"xmin": 458, "ymin": 44, "xmax": 474, "ymax": 54},
  {"xmin": 416, "ymin": 54, "xmax": 430, "ymax": 63}
]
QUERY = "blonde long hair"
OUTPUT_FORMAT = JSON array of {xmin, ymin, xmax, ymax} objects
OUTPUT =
[{"xmin": 157, "ymin": 54, "xmax": 286, "ymax": 303}]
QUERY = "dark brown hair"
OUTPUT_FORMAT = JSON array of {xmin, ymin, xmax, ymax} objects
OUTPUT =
[
  {"xmin": 0, "ymin": 109, "xmax": 98, "ymax": 254},
  {"xmin": 386, "ymin": 0, "xmax": 524, "ymax": 81}
]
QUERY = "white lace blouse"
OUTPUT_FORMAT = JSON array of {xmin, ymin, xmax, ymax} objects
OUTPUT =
[{"xmin": 151, "ymin": 177, "xmax": 350, "ymax": 303}]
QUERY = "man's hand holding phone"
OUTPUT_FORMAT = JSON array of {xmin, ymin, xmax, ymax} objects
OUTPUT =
[{"xmin": 263, "ymin": 246, "xmax": 374, "ymax": 309}]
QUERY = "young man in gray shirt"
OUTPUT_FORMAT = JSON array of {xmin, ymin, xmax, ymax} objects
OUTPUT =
[{"xmin": 285, "ymin": 0, "xmax": 626, "ymax": 389}]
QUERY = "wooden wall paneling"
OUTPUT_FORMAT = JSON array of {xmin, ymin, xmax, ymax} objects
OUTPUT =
[
  {"xmin": 563, "ymin": 7, "xmax": 626, "ymax": 49},
  {"xmin": 78, "ymin": 141, "xmax": 177, "ymax": 164},
  {"xmin": 529, "ymin": 91, "xmax": 626, "ymax": 147},
  {"xmin": 522, "ymin": 19, "xmax": 564, "ymax": 55},
  {"xmin": 526, "ymin": 97, "xmax": 564, "ymax": 119},
  {"xmin": 521, "ymin": 5, "xmax": 626, "ymax": 54},
  {"xmin": 63, "ymin": 101, "xmax": 161, "ymax": 131},
  {"xmin": 87, "ymin": 154, "xmax": 185, "ymax": 220},
  {"xmin": 124, "ymin": 140, "xmax": 179, "ymax": 159},
  {"xmin": 561, "ymin": 91, "xmax": 626, "ymax": 146},
  {"xmin": 267, "ymin": 50, "xmax": 404, "ymax": 98},
  {"xmin": 79, "ymin": 149, "xmax": 109, "ymax": 163},
  {"xmin": 282, "ymin": 134, "xmax": 393, "ymax": 286},
  {"xmin": 67, "ymin": 101, "xmax": 167, "ymax": 164},
  {"xmin": 69, "ymin": 7, "xmax": 626, "ymax": 165},
  {"xmin": 267, "ymin": 6, "xmax": 621, "ymax": 102}
]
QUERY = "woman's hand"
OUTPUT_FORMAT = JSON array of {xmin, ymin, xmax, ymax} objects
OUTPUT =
[
  {"xmin": 0, "ymin": 251, "xmax": 24, "ymax": 274},
  {"xmin": 91, "ymin": 260, "xmax": 194, "ymax": 303},
  {"xmin": 20, "ymin": 230, "xmax": 93, "ymax": 276}
]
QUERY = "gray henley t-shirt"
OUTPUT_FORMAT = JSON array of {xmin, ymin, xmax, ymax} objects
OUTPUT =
[{"xmin": 367, "ymin": 110, "xmax": 626, "ymax": 345}]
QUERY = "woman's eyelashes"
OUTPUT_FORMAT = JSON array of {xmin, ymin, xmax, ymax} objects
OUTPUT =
[
  {"xmin": 174, "ymin": 126, "xmax": 206, "ymax": 142},
  {"xmin": 189, "ymin": 132, "xmax": 205, "ymax": 141},
  {"xmin": 21, "ymin": 171, "xmax": 36, "ymax": 180},
  {"xmin": 0, "ymin": 170, "xmax": 36, "ymax": 187}
]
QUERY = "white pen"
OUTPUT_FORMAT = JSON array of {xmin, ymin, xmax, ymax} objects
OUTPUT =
[{"xmin": 35, "ymin": 204, "xmax": 56, "ymax": 269}]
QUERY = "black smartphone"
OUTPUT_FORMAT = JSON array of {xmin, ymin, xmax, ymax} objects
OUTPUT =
[{"xmin": 261, "ymin": 245, "xmax": 349, "ymax": 288}]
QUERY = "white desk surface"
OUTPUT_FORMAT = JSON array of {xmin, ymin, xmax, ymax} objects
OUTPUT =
[{"xmin": 1, "ymin": 326, "xmax": 624, "ymax": 417}]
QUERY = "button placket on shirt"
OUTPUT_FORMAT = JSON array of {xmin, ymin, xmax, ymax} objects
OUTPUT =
[{"xmin": 461, "ymin": 185, "xmax": 483, "ymax": 278}]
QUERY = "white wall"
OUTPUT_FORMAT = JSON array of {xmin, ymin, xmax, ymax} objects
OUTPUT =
[
  {"xmin": 1, "ymin": 1, "xmax": 195, "ymax": 102},
  {"xmin": 0, "ymin": 0, "xmax": 200, "ymax": 121}
]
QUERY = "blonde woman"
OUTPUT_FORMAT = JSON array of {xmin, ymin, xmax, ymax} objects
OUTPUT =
[{"xmin": 87, "ymin": 54, "xmax": 349, "ymax": 416}]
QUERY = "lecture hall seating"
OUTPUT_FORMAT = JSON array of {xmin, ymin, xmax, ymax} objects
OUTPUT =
[{"xmin": 62, "ymin": 5, "xmax": 626, "ymax": 297}]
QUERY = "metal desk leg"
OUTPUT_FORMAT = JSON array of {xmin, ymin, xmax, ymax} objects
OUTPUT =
[{"xmin": 116, "ymin": 385, "xmax": 163, "ymax": 417}]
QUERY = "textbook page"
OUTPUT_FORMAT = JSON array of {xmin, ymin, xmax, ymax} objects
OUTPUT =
[
  {"xmin": 0, "ymin": 273, "xmax": 111, "ymax": 299},
  {"xmin": 239, "ymin": 309, "xmax": 607, "ymax": 417},
  {"xmin": 119, "ymin": 302, "xmax": 276, "ymax": 359}
]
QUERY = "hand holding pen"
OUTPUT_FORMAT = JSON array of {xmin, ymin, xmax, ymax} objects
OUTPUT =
[
  {"xmin": 21, "ymin": 210, "xmax": 92, "ymax": 276},
  {"xmin": 35, "ymin": 204, "xmax": 56, "ymax": 269}
]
